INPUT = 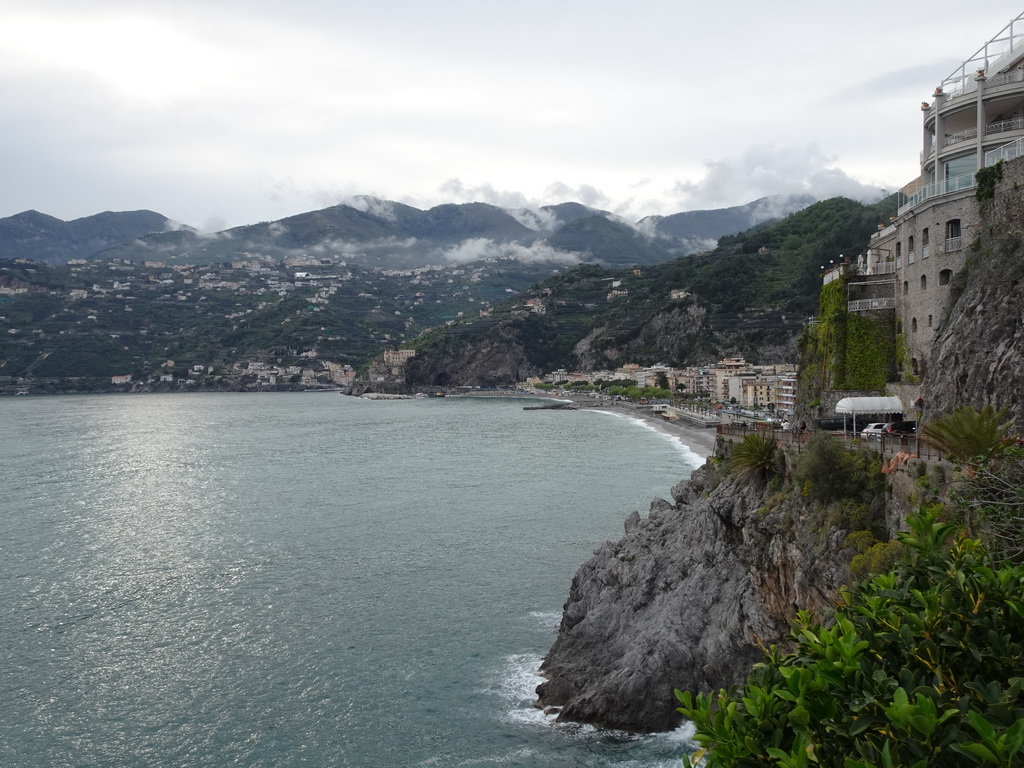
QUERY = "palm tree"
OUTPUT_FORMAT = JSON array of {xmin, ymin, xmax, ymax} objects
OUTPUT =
[
  {"xmin": 921, "ymin": 404, "xmax": 1011, "ymax": 466},
  {"xmin": 729, "ymin": 432, "xmax": 780, "ymax": 486}
]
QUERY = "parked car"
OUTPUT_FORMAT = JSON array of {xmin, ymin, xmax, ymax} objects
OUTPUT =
[
  {"xmin": 860, "ymin": 422, "xmax": 888, "ymax": 439},
  {"xmin": 884, "ymin": 420, "xmax": 917, "ymax": 435}
]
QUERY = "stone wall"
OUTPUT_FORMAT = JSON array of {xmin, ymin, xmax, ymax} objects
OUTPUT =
[{"xmin": 873, "ymin": 190, "xmax": 978, "ymax": 374}]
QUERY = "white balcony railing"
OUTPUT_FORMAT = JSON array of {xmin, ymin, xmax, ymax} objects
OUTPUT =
[
  {"xmin": 868, "ymin": 261, "xmax": 897, "ymax": 275},
  {"xmin": 945, "ymin": 127, "xmax": 978, "ymax": 146},
  {"xmin": 922, "ymin": 244, "xmax": 930, "ymax": 259},
  {"xmin": 848, "ymin": 298, "xmax": 896, "ymax": 312},
  {"xmin": 898, "ymin": 173, "xmax": 976, "ymax": 214},
  {"xmin": 908, "ymin": 250, "xmax": 916, "ymax": 265},
  {"xmin": 985, "ymin": 136, "xmax": 1024, "ymax": 165},
  {"xmin": 987, "ymin": 116, "xmax": 1024, "ymax": 135},
  {"xmin": 988, "ymin": 69, "xmax": 1024, "ymax": 87},
  {"xmin": 946, "ymin": 236, "xmax": 963, "ymax": 252}
]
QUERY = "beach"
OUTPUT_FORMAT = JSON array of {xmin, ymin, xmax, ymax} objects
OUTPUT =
[{"xmin": 558, "ymin": 394, "xmax": 719, "ymax": 459}]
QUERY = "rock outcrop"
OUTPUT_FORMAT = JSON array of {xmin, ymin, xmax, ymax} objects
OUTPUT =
[
  {"xmin": 404, "ymin": 336, "xmax": 539, "ymax": 388},
  {"xmin": 927, "ymin": 170, "xmax": 1024, "ymax": 427},
  {"xmin": 535, "ymin": 464, "xmax": 852, "ymax": 733}
]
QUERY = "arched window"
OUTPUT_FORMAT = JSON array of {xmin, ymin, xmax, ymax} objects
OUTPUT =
[
  {"xmin": 922, "ymin": 228, "xmax": 930, "ymax": 258},
  {"xmin": 939, "ymin": 269, "xmax": 952, "ymax": 285},
  {"xmin": 896, "ymin": 242, "xmax": 902, "ymax": 258},
  {"xmin": 911, "ymin": 317, "xmax": 918, "ymax": 332},
  {"xmin": 928, "ymin": 314, "xmax": 933, "ymax": 328},
  {"xmin": 903, "ymin": 280, "xmax": 908, "ymax": 295},
  {"xmin": 921, "ymin": 274, "xmax": 927, "ymax": 290}
]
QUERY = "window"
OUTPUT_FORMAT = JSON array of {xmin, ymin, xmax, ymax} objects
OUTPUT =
[
  {"xmin": 946, "ymin": 219, "xmax": 963, "ymax": 252},
  {"xmin": 939, "ymin": 268, "xmax": 953, "ymax": 285},
  {"xmin": 896, "ymin": 242, "xmax": 902, "ymax": 259},
  {"xmin": 912, "ymin": 318, "xmax": 918, "ymax": 332},
  {"xmin": 944, "ymin": 155, "xmax": 976, "ymax": 181},
  {"xmin": 912, "ymin": 357, "xmax": 920, "ymax": 375},
  {"xmin": 928, "ymin": 314, "xmax": 933, "ymax": 328},
  {"xmin": 921, "ymin": 274, "xmax": 927, "ymax": 290},
  {"xmin": 903, "ymin": 280, "xmax": 909, "ymax": 295},
  {"xmin": 922, "ymin": 228, "xmax": 930, "ymax": 258}
]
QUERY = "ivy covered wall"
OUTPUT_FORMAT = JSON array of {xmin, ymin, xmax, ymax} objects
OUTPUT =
[{"xmin": 798, "ymin": 275, "xmax": 897, "ymax": 407}]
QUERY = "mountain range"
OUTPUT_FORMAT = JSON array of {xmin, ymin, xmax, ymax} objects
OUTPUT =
[{"xmin": 0, "ymin": 195, "xmax": 817, "ymax": 267}]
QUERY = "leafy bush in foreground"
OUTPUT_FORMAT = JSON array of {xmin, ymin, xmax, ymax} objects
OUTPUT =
[{"xmin": 676, "ymin": 511, "xmax": 1024, "ymax": 767}]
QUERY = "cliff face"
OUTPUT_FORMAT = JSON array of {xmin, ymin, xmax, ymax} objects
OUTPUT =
[
  {"xmin": 927, "ymin": 170, "xmax": 1024, "ymax": 426},
  {"xmin": 536, "ymin": 464, "xmax": 852, "ymax": 733},
  {"xmin": 403, "ymin": 336, "xmax": 539, "ymax": 388}
]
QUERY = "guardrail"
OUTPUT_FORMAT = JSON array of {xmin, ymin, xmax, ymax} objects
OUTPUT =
[
  {"xmin": 898, "ymin": 173, "xmax": 976, "ymax": 215},
  {"xmin": 848, "ymin": 298, "xmax": 895, "ymax": 312},
  {"xmin": 717, "ymin": 424, "xmax": 948, "ymax": 462}
]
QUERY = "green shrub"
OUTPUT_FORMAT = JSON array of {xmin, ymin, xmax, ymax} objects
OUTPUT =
[
  {"xmin": 676, "ymin": 510, "xmax": 1024, "ymax": 767},
  {"xmin": 793, "ymin": 434, "xmax": 884, "ymax": 506},
  {"xmin": 729, "ymin": 432, "xmax": 781, "ymax": 486}
]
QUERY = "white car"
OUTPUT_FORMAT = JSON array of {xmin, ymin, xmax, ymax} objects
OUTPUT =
[{"xmin": 860, "ymin": 423, "xmax": 888, "ymax": 439}]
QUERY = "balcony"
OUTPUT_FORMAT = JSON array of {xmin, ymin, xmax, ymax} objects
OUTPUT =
[
  {"xmin": 945, "ymin": 127, "xmax": 978, "ymax": 146},
  {"xmin": 987, "ymin": 116, "xmax": 1024, "ymax": 135},
  {"xmin": 945, "ymin": 236, "xmax": 963, "ymax": 252},
  {"xmin": 848, "ymin": 298, "xmax": 895, "ymax": 312},
  {"xmin": 898, "ymin": 173, "xmax": 976, "ymax": 215},
  {"xmin": 922, "ymin": 244, "xmax": 930, "ymax": 259},
  {"xmin": 985, "ymin": 136, "xmax": 1024, "ymax": 165},
  {"xmin": 908, "ymin": 250, "xmax": 916, "ymax": 265}
]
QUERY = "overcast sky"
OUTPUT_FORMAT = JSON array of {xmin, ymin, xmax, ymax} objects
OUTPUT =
[{"xmin": 3, "ymin": 1, "xmax": 1023, "ymax": 230}]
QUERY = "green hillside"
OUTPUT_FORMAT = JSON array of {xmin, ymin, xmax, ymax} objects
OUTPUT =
[{"xmin": 406, "ymin": 195, "xmax": 898, "ymax": 377}]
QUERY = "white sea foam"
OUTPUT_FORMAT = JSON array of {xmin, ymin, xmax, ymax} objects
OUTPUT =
[
  {"xmin": 586, "ymin": 409, "xmax": 706, "ymax": 469},
  {"xmin": 527, "ymin": 610, "xmax": 562, "ymax": 630}
]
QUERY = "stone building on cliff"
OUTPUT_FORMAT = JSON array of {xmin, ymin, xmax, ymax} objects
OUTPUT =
[{"xmin": 865, "ymin": 12, "xmax": 1024, "ymax": 387}]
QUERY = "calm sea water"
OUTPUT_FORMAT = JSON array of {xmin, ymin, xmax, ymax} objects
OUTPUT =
[{"xmin": 0, "ymin": 393, "xmax": 704, "ymax": 767}]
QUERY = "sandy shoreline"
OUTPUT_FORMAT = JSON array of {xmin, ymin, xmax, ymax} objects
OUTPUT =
[
  {"xmin": 456, "ymin": 391, "xmax": 718, "ymax": 462},
  {"xmin": 558, "ymin": 395, "xmax": 718, "ymax": 460}
]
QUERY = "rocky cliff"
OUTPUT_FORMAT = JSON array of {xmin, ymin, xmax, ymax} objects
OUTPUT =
[
  {"xmin": 404, "ymin": 335, "xmax": 540, "ymax": 388},
  {"xmin": 927, "ymin": 167, "xmax": 1024, "ymax": 427},
  {"xmin": 535, "ymin": 461, "xmax": 855, "ymax": 733}
]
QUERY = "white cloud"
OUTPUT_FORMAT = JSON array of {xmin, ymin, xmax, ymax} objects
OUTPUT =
[
  {"xmin": 670, "ymin": 145, "xmax": 888, "ymax": 211},
  {"xmin": 442, "ymin": 238, "xmax": 579, "ymax": 264},
  {"xmin": 1, "ymin": 1, "xmax": 1021, "ymax": 229},
  {"xmin": 340, "ymin": 195, "xmax": 400, "ymax": 221}
]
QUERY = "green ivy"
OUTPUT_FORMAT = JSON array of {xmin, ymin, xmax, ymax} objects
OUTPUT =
[{"xmin": 976, "ymin": 160, "xmax": 1004, "ymax": 202}]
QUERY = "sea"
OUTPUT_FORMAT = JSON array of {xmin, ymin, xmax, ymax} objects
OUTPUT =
[{"xmin": 0, "ymin": 392, "xmax": 706, "ymax": 767}]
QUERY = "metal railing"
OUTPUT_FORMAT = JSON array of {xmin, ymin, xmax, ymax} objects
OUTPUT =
[
  {"xmin": 940, "ymin": 13, "xmax": 1024, "ymax": 95},
  {"xmin": 717, "ymin": 424, "xmax": 949, "ymax": 462},
  {"xmin": 908, "ymin": 250, "xmax": 916, "ymax": 265},
  {"xmin": 848, "ymin": 298, "xmax": 895, "ymax": 312},
  {"xmin": 985, "ymin": 136, "xmax": 1024, "ymax": 165},
  {"xmin": 945, "ymin": 127, "xmax": 978, "ymax": 146},
  {"xmin": 867, "ymin": 262, "xmax": 897, "ymax": 275},
  {"xmin": 922, "ymin": 244, "xmax": 930, "ymax": 259},
  {"xmin": 898, "ymin": 173, "xmax": 976, "ymax": 214},
  {"xmin": 945, "ymin": 236, "xmax": 963, "ymax": 252},
  {"xmin": 988, "ymin": 68, "xmax": 1024, "ymax": 87},
  {"xmin": 987, "ymin": 116, "xmax": 1024, "ymax": 135}
]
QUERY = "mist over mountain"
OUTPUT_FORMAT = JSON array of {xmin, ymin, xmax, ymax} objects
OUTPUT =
[{"xmin": 0, "ymin": 194, "xmax": 819, "ymax": 268}]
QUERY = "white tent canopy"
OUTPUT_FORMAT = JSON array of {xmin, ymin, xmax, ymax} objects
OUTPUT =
[{"xmin": 835, "ymin": 396, "xmax": 904, "ymax": 414}]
